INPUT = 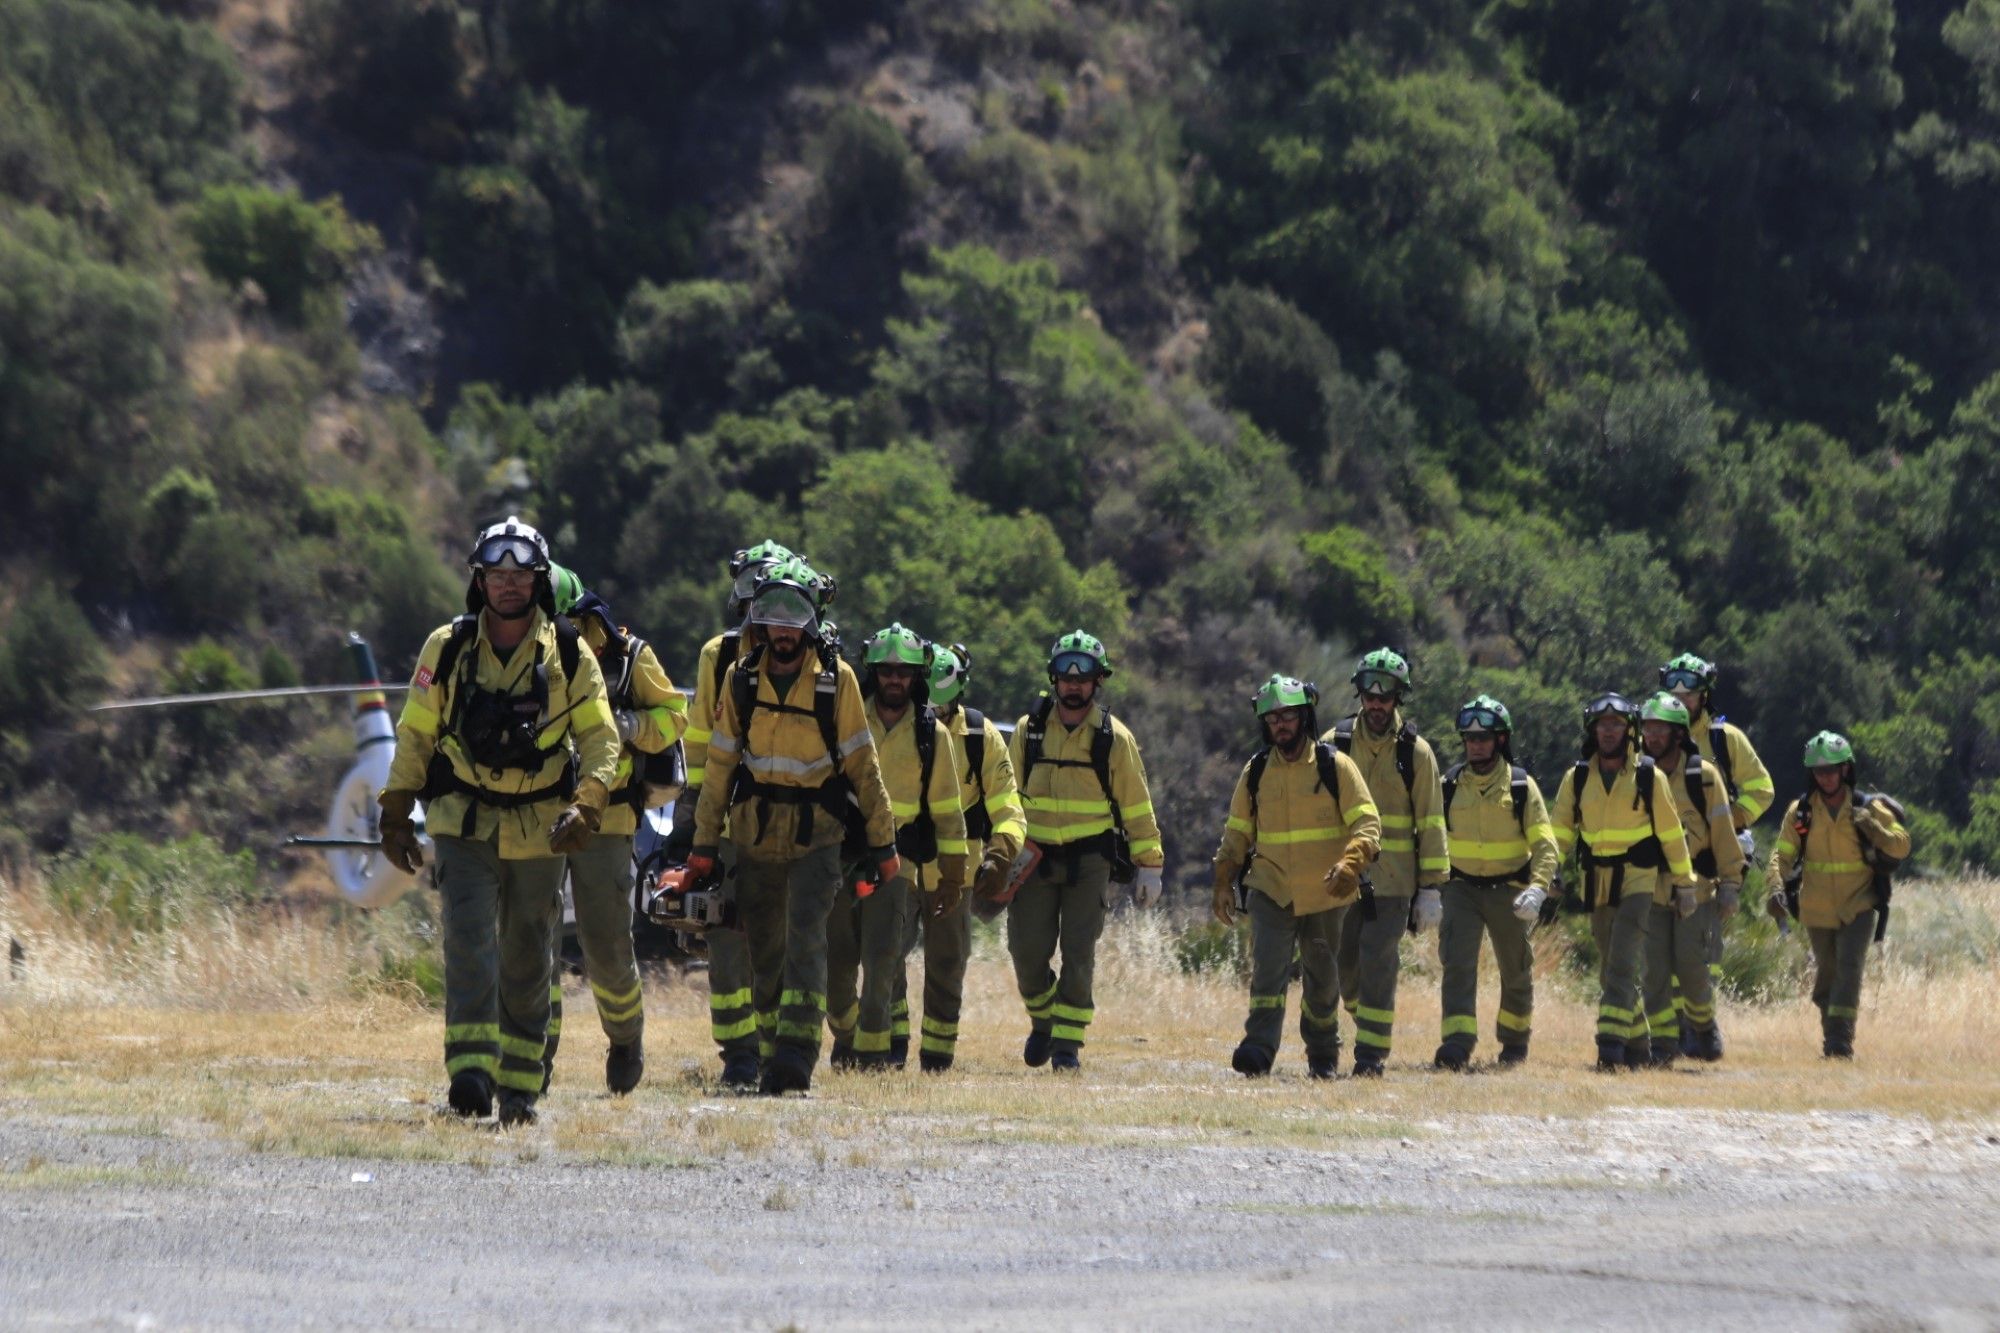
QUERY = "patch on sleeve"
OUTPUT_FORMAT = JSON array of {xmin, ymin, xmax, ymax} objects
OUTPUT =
[{"xmin": 414, "ymin": 665, "xmax": 434, "ymax": 689}]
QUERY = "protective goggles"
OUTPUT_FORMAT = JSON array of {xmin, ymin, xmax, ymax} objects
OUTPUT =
[
  {"xmin": 1354, "ymin": 670, "xmax": 1402, "ymax": 697},
  {"xmin": 1583, "ymin": 694, "xmax": 1631, "ymax": 723},
  {"xmin": 1456, "ymin": 705, "xmax": 1505, "ymax": 734},
  {"xmin": 731, "ymin": 564, "xmax": 769, "ymax": 603},
  {"xmin": 1660, "ymin": 668, "xmax": 1707, "ymax": 692},
  {"xmin": 748, "ymin": 587, "xmax": 817, "ymax": 629},
  {"xmin": 472, "ymin": 535, "xmax": 542, "ymax": 570},
  {"xmin": 1051, "ymin": 651, "xmax": 1102, "ymax": 678}
]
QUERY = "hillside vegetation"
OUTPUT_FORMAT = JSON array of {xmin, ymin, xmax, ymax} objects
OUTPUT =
[{"xmin": 7, "ymin": 0, "xmax": 2000, "ymax": 894}]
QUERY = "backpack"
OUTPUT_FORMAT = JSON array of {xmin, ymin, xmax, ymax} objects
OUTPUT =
[
  {"xmin": 1707, "ymin": 718, "xmax": 1739, "ymax": 804},
  {"xmin": 1784, "ymin": 788, "xmax": 1909, "ymax": 941},
  {"xmin": 1678, "ymin": 752, "xmax": 1717, "ymax": 877},
  {"xmin": 1020, "ymin": 694, "xmax": 1134, "ymax": 883},
  {"xmin": 960, "ymin": 707, "xmax": 992, "ymax": 842},
  {"xmin": 727, "ymin": 643, "xmax": 865, "ymax": 853},
  {"xmin": 1567, "ymin": 754, "xmax": 1664, "ymax": 907},
  {"xmin": 1244, "ymin": 741, "xmax": 1345, "ymax": 819},
  {"xmin": 597, "ymin": 626, "xmax": 686, "ymax": 812},
  {"xmin": 894, "ymin": 705, "xmax": 941, "ymax": 863}
]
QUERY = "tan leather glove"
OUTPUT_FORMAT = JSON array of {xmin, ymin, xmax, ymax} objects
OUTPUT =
[
  {"xmin": 377, "ymin": 789, "xmax": 424, "ymax": 874},
  {"xmin": 932, "ymin": 876, "xmax": 965, "ymax": 919},
  {"xmin": 973, "ymin": 851, "xmax": 1010, "ymax": 904},
  {"xmin": 1212, "ymin": 861, "xmax": 1239, "ymax": 926},
  {"xmin": 1324, "ymin": 842, "xmax": 1370, "ymax": 900},
  {"xmin": 549, "ymin": 779, "xmax": 609, "ymax": 855}
]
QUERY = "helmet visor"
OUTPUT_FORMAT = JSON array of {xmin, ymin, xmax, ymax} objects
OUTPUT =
[
  {"xmin": 473, "ymin": 535, "xmax": 542, "ymax": 570},
  {"xmin": 1051, "ymin": 651, "xmax": 1102, "ymax": 678},
  {"xmin": 1355, "ymin": 669, "xmax": 1402, "ymax": 697},
  {"xmin": 731, "ymin": 564, "xmax": 768, "ymax": 604},
  {"xmin": 749, "ymin": 587, "xmax": 817, "ymax": 629},
  {"xmin": 1456, "ymin": 704, "xmax": 1504, "ymax": 734},
  {"xmin": 1661, "ymin": 667, "xmax": 1706, "ymax": 692}
]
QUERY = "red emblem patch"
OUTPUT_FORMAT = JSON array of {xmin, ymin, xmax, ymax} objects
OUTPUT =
[{"xmin": 414, "ymin": 665, "xmax": 435, "ymax": 688}]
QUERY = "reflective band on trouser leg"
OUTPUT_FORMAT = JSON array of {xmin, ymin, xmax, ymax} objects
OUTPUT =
[
  {"xmin": 591, "ymin": 976, "xmax": 643, "ymax": 1033},
  {"xmin": 891, "ymin": 997, "xmax": 910, "ymax": 1043},
  {"xmin": 1643, "ymin": 902, "xmax": 1681, "ymax": 1045},
  {"xmin": 1672, "ymin": 901, "xmax": 1717, "ymax": 1035},
  {"xmin": 1480, "ymin": 880, "xmax": 1534, "ymax": 1050},
  {"xmin": 774, "ymin": 843, "xmax": 842, "ymax": 1054},
  {"xmin": 1597, "ymin": 893, "xmax": 1649, "ymax": 1045},
  {"xmin": 1049, "ymin": 1002, "xmax": 1094, "ymax": 1045},
  {"xmin": 1437, "ymin": 882, "xmax": 1484, "ymax": 1053},
  {"xmin": 710, "ymin": 985, "xmax": 758, "ymax": 1045},
  {"xmin": 1342, "ymin": 889, "xmax": 1408, "ymax": 1058},
  {"xmin": 706, "ymin": 912, "xmax": 759, "ymax": 1054},
  {"xmin": 920, "ymin": 1013, "xmax": 959, "ymax": 1056},
  {"xmin": 494, "ymin": 851, "xmax": 566, "ymax": 1094},
  {"xmin": 823, "ymin": 879, "xmax": 865, "ymax": 1051},
  {"xmin": 919, "ymin": 890, "xmax": 971, "ymax": 1056},
  {"xmin": 1296, "ymin": 902, "xmax": 1346, "ymax": 1061},
  {"xmin": 543, "ymin": 980, "xmax": 564, "ymax": 1071},
  {"xmin": 568, "ymin": 832, "xmax": 643, "ymax": 1043},
  {"xmin": 1007, "ymin": 875, "xmax": 1062, "ymax": 1033},
  {"xmin": 827, "ymin": 999, "xmax": 861, "ymax": 1045},
  {"xmin": 444, "ymin": 1022, "xmax": 500, "ymax": 1077},
  {"xmin": 1049, "ymin": 853, "xmax": 1110, "ymax": 1053},
  {"xmin": 1495, "ymin": 1008, "xmax": 1531, "ymax": 1047},
  {"xmin": 853, "ymin": 875, "xmax": 909, "ymax": 1059}
]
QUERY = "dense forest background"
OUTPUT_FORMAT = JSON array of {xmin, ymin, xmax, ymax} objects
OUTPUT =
[{"xmin": 7, "ymin": 0, "xmax": 2000, "ymax": 898}]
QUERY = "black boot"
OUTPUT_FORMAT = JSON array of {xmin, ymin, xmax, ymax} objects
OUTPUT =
[
  {"xmin": 1649, "ymin": 1042, "xmax": 1677, "ymax": 1069},
  {"xmin": 828, "ymin": 1043, "xmax": 861, "ymax": 1072},
  {"xmin": 1691, "ymin": 1025, "xmax": 1724, "ymax": 1063},
  {"xmin": 1624, "ymin": 1036, "xmax": 1652, "ymax": 1070},
  {"xmin": 1432, "ymin": 1043, "xmax": 1470, "ymax": 1072},
  {"xmin": 759, "ymin": 1045, "xmax": 814, "ymax": 1095},
  {"xmin": 1350, "ymin": 1052, "xmax": 1385, "ymax": 1078},
  {"xmin": 1050, "ymin": 1049, "xmax": 1081, "ymax": 1072},
  {"xmin": 497, "ymin": 1090, "xmax": 538, "ymax": 1127},
  {"xmin": 856, "ymin": 1049, "xmax": 900, "ymax": 1073},
  {"xmin": 1231, "ymin": 1043, "xmax": 1274, "ymax": 1077},
  {"xmin": 447, "ymin": 1069, "xmax": 494, "ymax": 1118},
  {"xmin": 719, "ymin": 1050, "xmax": 761, "ymax": 1091},
  {"xmin": 889, "ymin": 1034, "xmax": 909, "ymax": 1068},
  {"xmin": 1023, "ymin": 1030, "xmax": 1052, "ymax": 1068},
  {"xmin": 1307, "ymin": 1052, "xmax": 1338, "ymax": 1080},
  {"xmin": 919, "ymin": 1049, "xmax": 954, "ymax": 1074},
  {"xmin": 1595, "ymin": 1037, "xmax": 1626, "ymax": 1071},
  {"xmin": 606, "ymin": 1037, "xmax": 644, "ymax": 1095},
  {"xmin": 1497, "ymin": 1043, "xmax": 1528, "ymax": 1067},
  {"xmin": 1678, "ymin": 1020, "xmax": 1698, "ymax": 1058},
  {"xmin": 1822, "ymin": 1016, "xmax": 1855, "ymax": 1059}
]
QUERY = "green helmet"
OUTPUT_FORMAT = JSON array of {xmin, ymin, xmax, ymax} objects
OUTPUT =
[
  {"xmin": 549, "ymin": 563, "xmax": 585, "ymax": 616},
  {"xmin": 1352, "ymin": 647, "xmax": 1411, "ymax": 698},
  {"xmin": 1252, "ymin": 674, "xmax": 1318, "ymax": 717},
  {"xmin": 748, "ymin": 556, "xmax": 824, "ymax": 633},
  {"xmin": 1050, "ymin": 629, "xmax": 1112, "ymax": 680},
  {"xmin": 1455, "ymin": 694, "xmax": 1512, "ymax": 736},
  {"xmin": 863, "ymin": 622, "xmax": 930, "ymax": 669},
  {"xmin": 929, "ymin": 643, "xmax": 970, "ymax": 707},
  {"xmin": 1659, "ymin": 652, "xmax": 1717, "ymax": 694},
  {"xmin": 1638, "ymin": 692, "xmax": 1692, "ymax": 728},
  {"xmin": 728, "ymin": 540, "xmax": 795, "ymax": 605},
  {"xmin": 1803, "ymin": 730, "xmax": 1855, "ymax": 768}
]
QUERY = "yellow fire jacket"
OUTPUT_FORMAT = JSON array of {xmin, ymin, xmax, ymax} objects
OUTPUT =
[
  {"xmin": 577, "ymin": 617, "xmax": 687, "ymax": 838},
  {"xmin": 1687, "ymin": 707, "xmax": 1776, "ymax": 829},
  {"xmin": 1008, "ymin": 701, "xmax": 1164, "ymax": 866},
  {"xmin": 682, "ymin": 631, "xmax": 743, "ymax": 794},
  {"xmin": 386, "ymin": 608, "xmax": 620, "ymax": 858},
  {"xmin": 943, "ymin": 705, "xmax": 1025, "ymax": 866},
  {"xmin": 868, "ymin": 702, "xmax": 969, "ymax": 891},
  {"xmin": 693, "ymin": 644, "xmax": 896, "ymax": 862},
  {"xmin": 1214, "ymin": 745, "xmax": 1380, "ymax": 914},
  {"xmin": 1443, "ymin": 763, "xmax": 1558, "ymax": 893},
  {"xmin": 1322, "ymin": 710, "xmax": 1448, "ymax": 896},
  {"xmin": 1550, "ymin": 755, "xmax": 1697, "ymax": 906},
  {"xmin": 1768, "ymin": 790, "xmax": 1911, "ymax": 929},
  {"xmin": 1655, "ymin": 748, "xmax": 1747, "ymax": 901}
]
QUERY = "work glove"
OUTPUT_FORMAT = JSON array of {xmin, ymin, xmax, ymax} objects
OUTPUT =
[
  {"xmin": 973, "ymin": 850, "xmax": 1011, "ymax": 904},
  {"xmin": 1736, "ymin": 828, "xmax": 1757, "ymax": 864},
  {"xmin": 932, "ymin": 875, "xmax": 965, "ymax": 919},
  {"xmin": 1410, "ymin": 887, "xmax": 1443, "ymax": 933},
  {"xmin": 613, "ymin": 708, "xmax": 639, "ymax": 744},
  {"xmin": 1673, "ymin": 884, "xmax": 1698, "ymax": 919},
  {"xmin": 1323, "ymin": 841, "xmax": 1370, "ymax": 900},
  {"xmin": 549, "ymin": 802, "xmax": 601, "ymax": 854},
  {"xmin": 1511, "ymin": 885, "xmax": 1546, "ymax": 924},
  {"xmin": 1133, "ymin": 865, "xmax": 1164, "ymax": 909},
  {"xmin": 1766, "ymin": 889, "xmax": 1791, "ymax": 924},
  {"xmin": 661, "ymin": 794, "xmax": 698, "ymax": 863},
  {"xmin": 1211, "ymin": 862, "xmax": 1240, "ymax": 926},
  {"xmin": 1717, "ymin": 881, "xmax": 1742, "ymax": 919},
  {"xmin": 376, "ymin": 789, "xmax": 424, "ymax": 874},
  {"xmin": 874, "ymin": 847, "xmax": 902, "ymax": 887}
]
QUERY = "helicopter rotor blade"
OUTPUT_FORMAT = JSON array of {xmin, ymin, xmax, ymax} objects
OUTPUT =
[{"xmin": 91, "ymin": 684, "xmax": 411, "ymax": 712}]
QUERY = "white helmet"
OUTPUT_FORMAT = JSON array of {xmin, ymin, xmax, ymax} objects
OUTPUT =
[{"xmin": 468, "ymin": 515, "xmax": 551, "ymax": 571}]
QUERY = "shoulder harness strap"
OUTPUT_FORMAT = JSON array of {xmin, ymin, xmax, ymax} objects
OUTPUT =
[{"xmin": 1710, "ymin": 719, "xmax": 1738, "ymax": 800}]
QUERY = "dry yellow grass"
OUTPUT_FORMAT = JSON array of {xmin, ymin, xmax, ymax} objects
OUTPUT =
[{"xmin": 3, "ymin": 875, "xmax": 1996, "ymax": 1170}]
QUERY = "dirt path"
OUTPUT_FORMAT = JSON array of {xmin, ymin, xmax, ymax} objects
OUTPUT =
[{"xmin": 4, "ymin": 1100, "xmax": 1995, "ymax": 1329}]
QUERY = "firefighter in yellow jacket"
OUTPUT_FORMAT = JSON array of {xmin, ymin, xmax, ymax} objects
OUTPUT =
[
  {"xmin": 1321, "ymin": 648, "xmax": 1449, "ymax": 1076},
  {"xmin": 1767, "ymin": 731, "xmax": 1912, "ymax": 1058},
  {"xmin": 1637, "ymin": 692, "xmax": 1745, "ymax": 1067},
  {"xmin": 1213, "ymin": 676, "xmax": 1380, "ymax": 1078},
  {"xmin": 688, "ymin": 557, "xmax": 898, "ymax": 1096},
  {"xmin": 891, "ymin": 643, "xmax": 1025, "ymax": 1073},
  {"xmin": 1433, "ymin": 696, "xmax": 1559, "ymax": 1070},
  {"xmin": 1009, "ymin": 630, "xmax": 1165, "ymax": 1072},
  {"xmin": 1661, "ymin": 651, "xmax": 1774, "ymax": 1056},
  {"xmin": 376, "ymin": 517, "xmax": 620, "ymax": 1127},
  {"xmin": 671, "ymin": 539, "xmax": 793, "ymax": 1091},
  {"xmin": 828, "ymin": 624, "xmax": 969, "ymax": 1070},
  {"xmin": 1550, "ymin": 692, "xmax": 1698, "ymax": 1071},
  {"xmin": 536, "ymin": 564, "xmax": 687, "ymax": 1096}
]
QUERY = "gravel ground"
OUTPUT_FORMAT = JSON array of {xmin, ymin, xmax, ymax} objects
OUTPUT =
[{"xmin": 3, "ymin": 1102, "xmax": 1997, "ymax": 1329}]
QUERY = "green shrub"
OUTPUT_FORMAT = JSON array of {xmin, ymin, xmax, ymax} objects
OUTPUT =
[
  {"xmin": 44, "ymin": 831, "xmax": 260, "ymax": 933},
  {"xmin": 1174, "ymin": 919, "xmax": 1250, "ymax": 978},
  {"xmin": 810, "ymin": 105, "xmax": 926, "ymax": 242},
  {"xmin": 0, "ymin": 585, "xmax": 106, "ymax": 730},
  {"xmin": 1299, "ymin": 525, "xmax": 1418, "ymax": 645},
  {"xmin": 185, "ymin": 184, "xmax": 378, "ymax": 321}
]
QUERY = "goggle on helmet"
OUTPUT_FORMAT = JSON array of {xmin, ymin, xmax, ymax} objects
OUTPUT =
[{"xmin": 469, "ymin": 515, "xmax": 551, "ymax": 572}]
